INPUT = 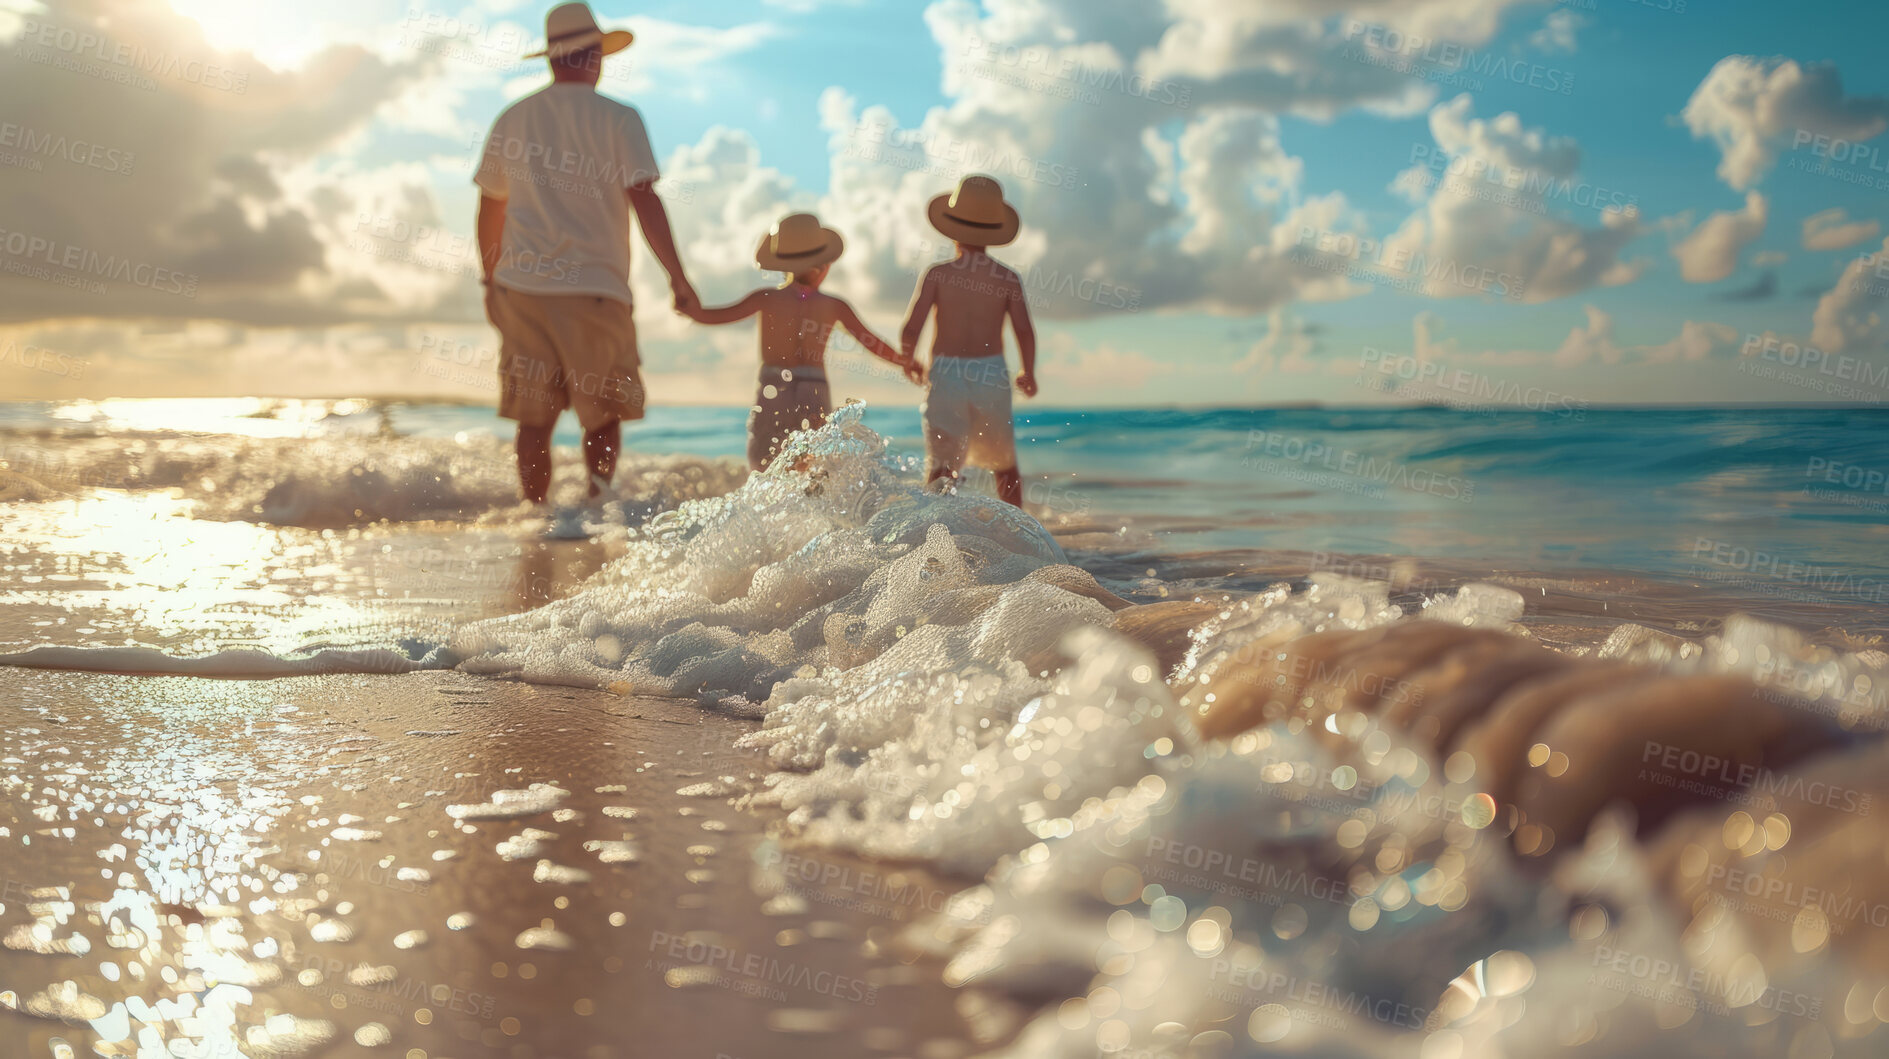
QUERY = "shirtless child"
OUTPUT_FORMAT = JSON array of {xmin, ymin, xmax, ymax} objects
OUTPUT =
[
  {"xmin": 900, "ymin": 175, "xmax": 1037, "ymax": 507},
  {"xmin": 685, "ymin": 213, "xmax": 922, "ymax": 470}
]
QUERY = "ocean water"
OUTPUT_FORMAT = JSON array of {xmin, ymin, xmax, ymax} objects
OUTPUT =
[
  {"xmin": 4, "ymin": 398, "xmax": 1887, "ymax": 585},
  {"xmin": 2, "ymin": 398, "xmax": 1887, "ymax": 1057}
]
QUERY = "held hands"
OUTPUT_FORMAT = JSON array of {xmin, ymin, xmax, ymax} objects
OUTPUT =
[
  {"xmin": 1016, "ymin": 370, "xmax": 1038, "ymax": 398},
  {"xmin": 670, "ymin": 277, "xmax": 700, "ymax": 316},
  {"xmin": 898, "ymin": 355, "xmax": 925, "ymax": 386}
]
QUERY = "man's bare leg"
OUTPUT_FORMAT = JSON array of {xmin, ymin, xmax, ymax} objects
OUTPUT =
[
  {"xmin": 994, "ymin": 466, "xmax": 1022, "ymax": 508},
  {"xmin": 927, "ymin": 466, "xmax": 957, "ymax": 491},
  {"xmin": 583, "ymin": 418, "xmax": 621, "ymax": 497},
  {"xmin": 516, "ymin": 424, "xmax": 554, "ymax": 504}
]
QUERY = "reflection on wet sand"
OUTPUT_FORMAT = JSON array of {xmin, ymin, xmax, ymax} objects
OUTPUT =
[{"xmin": 0, "ymin": 670, "xmax": 973, "ymax": 1057}]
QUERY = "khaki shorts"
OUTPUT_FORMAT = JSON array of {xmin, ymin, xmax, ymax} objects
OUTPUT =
[
  {"xmin": 490, "ymin": 284, "xmax": 645, "ymax": 429},
  {"xmin": 924, "ymin": 355, "xmax": 1016, "ymax": 472}
]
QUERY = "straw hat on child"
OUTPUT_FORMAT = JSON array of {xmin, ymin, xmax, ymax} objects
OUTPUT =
[
  {"xmin": 927, "ymin": 174, "xmax": 1020, "ymax": 246},
  {"xmin": 755, "ymin": 213, "xmax": 846, "ymax": 271}
]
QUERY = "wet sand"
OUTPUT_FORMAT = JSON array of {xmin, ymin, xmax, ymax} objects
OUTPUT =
[
  {"xmin": 5, "ymin": 483, "xmax": 1887, "ymax": 1057},
  {"xmin": 0, "ymin": 668, "xmax": 978, "ymax": 1057}
]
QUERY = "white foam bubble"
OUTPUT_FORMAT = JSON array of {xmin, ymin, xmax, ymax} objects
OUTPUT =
[
  {"xmin": 447, "ymin": 783, "xmax": 570, "ymax": 821},
  {"xmin": 515, "ymin": 926, "xmax": 573, "ymax": 951}
]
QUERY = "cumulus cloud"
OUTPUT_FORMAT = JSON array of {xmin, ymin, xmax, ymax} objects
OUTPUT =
[
  {"xmin": 1413, "ymin": 306, "xmax": 1741, "ymax": 370},
  {"xmin": 1671, "ymin": 191, "xmax": 1767, "ymax": 283},
  {"xmin": 1380, "ymin": 95, "xmax": 1645, "ymax": 303},
  {"xmin": 1529, "ymin": 10, "xmax": 1583, "ymax": 54},
  {"xmin": 1802, "ymin": 207, "xmax": 1880, "ymax": 252},
  {"xmin": 595, "ymin": 18, "xmax": 779, "ymax": 101},
  {"xmin": 1811, "ymin": 236, "xmax": 1889, "ymax": 353},
  {"xmin": 0, "ymin": 0, "xmax": 435, "ymax": 325},
  {"xmin": 1681, "ymin": 56, "xmax": 1889, "ymax": 190},
  {"xmin": 1641, "ymin": 319, "xmax": 1743, "ymax": 364},
  {"xmin": 1232, "ymin": 309, "xmax": 1321, "ymax": 375},
  {"xmin": 627, "ymin": 0, "xmax": 1507, "ymax": 328}
]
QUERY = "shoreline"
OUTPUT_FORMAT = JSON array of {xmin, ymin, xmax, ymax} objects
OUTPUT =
[{"xmin": 3, "ymin": 468, "xmax": 1886, "ymax": 1056}]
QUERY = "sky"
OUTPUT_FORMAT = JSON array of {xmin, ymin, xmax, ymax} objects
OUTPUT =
[{"xmin": 4, "ymin": 0, "xmax": 1889, "ymax": 408}]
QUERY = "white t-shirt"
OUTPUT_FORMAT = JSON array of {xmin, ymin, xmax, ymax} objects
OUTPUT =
[{"xmin": 474, "ymin": 83, "xmax": 660, "ymax": 305}]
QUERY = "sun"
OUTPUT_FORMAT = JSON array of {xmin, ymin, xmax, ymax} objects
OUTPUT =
[{"xmin": 166, "ymin": 0, "xmax": 328, "ymax": 69}]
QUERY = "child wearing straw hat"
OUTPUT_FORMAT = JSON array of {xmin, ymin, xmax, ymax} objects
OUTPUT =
[
  {"xmin": 899, "ymin": 174, "xmax": 1038, "ymax": 507},
  {"xmin": 684, "ymin": 213, "xmax": 923, "ymax": 471}
]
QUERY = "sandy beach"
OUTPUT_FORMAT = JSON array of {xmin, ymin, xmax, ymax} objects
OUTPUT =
[
  {"xmin": 3, "ymin": 404, "xmax": 1888, "ymax": 1059},
  {"xmin": 9, "ymin": 0, "xmax": 1889, "ymax": 1052},
  {"xmin": 0, "ymin": 666, "xmax": 982, "ymax": 1057}
]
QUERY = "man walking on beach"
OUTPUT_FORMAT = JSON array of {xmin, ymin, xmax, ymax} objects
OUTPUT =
[{"xmin": 474, "ymin": 2, "xmax": 698, "ymax": 504}]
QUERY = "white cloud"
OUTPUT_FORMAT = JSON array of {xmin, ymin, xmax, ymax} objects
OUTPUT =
[
  {"xmin": 1529, "ymin": 10, "xmax": 1582, "ymax": 54},
  {"xmin": 0, "ymin": 0, "xmax": 432, "ymax": 325},
  {"xmin": 1802, "ymin": 207, "xmax": 1880, "ymax": 252},
  {"xmin": 1232, "ymin": 309, "xmax": 1320, "ymax": 375},
  {"xmin": 1412, "ymin": 307, "xmax": 1742, "ymax": 371},
  {"xmin": 1682, "ymin": 56, "xmax": 1889, "ymax": 190},
  {"xmin": 636, "ymin": 0, "xmax": 1412, "ymax": 325},
  {"xmin": 761, "ymin": 0, "xmax": 865, "ymax": 11},
  {"xmin": 1811, "ymin": 236, "xmax": 1889, "ymax": 353},
  {"xmin": 1380, "ymin": 95, "xmax": 1646, "ymax": 303},
  {"xmin": 1642, "ymin": 319, "xmax": 1743, "ymax": 364},
  {"xmin": 1671, "ymin": 191, "xmax": 1767, "ymax": 283},
  {"xmin": 601, "ymin": 18, "xmax": 779, "ymax": 100}
]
